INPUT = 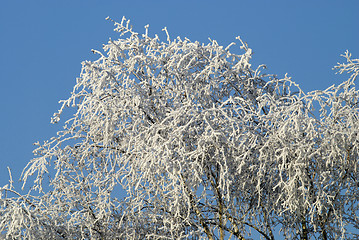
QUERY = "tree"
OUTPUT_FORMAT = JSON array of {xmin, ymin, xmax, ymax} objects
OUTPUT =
[{"xmin": 0, "ymin": 17, "xmax": 358, "ymax": 239}]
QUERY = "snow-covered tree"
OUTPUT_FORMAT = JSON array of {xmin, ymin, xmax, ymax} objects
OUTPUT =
[{"xmin": 1, "ymin": 17, "xmax": 358, "ymax": 239}]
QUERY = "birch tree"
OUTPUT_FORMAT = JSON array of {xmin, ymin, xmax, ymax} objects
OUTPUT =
[{"xmin": 0, "ymin": 17, "xmax": 358, "ymax": 239}]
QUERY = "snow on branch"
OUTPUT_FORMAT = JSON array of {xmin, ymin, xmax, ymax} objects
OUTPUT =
[{"xmin": 1, "ymin": 17, "xmax": 358, "ymax": 239}]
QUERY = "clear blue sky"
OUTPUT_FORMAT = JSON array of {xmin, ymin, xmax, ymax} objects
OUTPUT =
[{"xmin": 0, "ymin": 1, "xmax": 358, "ymax": 192}]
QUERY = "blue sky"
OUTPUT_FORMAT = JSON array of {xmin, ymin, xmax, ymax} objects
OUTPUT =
[{"xmin": 1, "ymin": 0, "xmax": 358, "ymax": 196}]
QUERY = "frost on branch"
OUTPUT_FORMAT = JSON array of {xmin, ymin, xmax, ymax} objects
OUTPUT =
[{"xmin": 0, "ymin": 17, "xmax": 358, "ymax": 239}]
